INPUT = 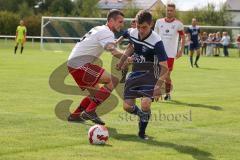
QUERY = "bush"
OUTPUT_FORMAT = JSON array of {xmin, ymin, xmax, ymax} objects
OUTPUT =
[
  {"xmin": 0, "ymin": 11, "xmax": 19, "ymax": 35},
  {"xmin": 0, "ymin": 11, "xmax": 41, "ymax": 36}
]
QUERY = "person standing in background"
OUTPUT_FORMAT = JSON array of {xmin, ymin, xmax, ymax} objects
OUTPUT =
[{"xmin": 14, "ymin": 20, "xmax": 27, "ymax": 54}]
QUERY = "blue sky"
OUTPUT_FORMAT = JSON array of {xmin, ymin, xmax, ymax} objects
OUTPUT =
[{"xmin": 161, "ymin": 0, "xmax": 227, "ymax": 11}]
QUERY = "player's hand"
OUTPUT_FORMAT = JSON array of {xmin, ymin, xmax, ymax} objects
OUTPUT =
[
  {"xmin": 115, "ymin": 63, "xmax": 122, "ymax": 71},
  {"xmin": 176, "ymin": 50, "xmax": 183, "ymax": 59},
  {"xmin": 153, "ymin": 84, "xmax": 162, "ymax": 102},
  {"xmin": 121, "ymin": 57, "xmax": 133, "ymax": 70},
  {"xmin": 127, "ymin": 56, "xmax": 133, "ymax": 63}
]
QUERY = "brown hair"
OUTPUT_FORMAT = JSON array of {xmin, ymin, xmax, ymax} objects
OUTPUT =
[
  {"xmin": 167, "ymin": 3, "xmax": 176, "ymax": 9},
  {"xmin": 135, "ymin": 10, "xmax": 152, "ymax": 25},
  {"xmin": 107, "ymin": 9, "xmax": 124, "ymax": 21}
]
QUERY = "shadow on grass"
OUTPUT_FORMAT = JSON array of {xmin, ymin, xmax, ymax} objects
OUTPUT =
[
  {"xmin": 164, "ymin": 100, "xmax": 223, "ymax": 111},
  {"xmin": 109, "ymin": 128, "xmax": 215, "ymax": 160},
  {"xmin": 198, "ymin": 67, "xmax": 220, "ymax": 71}
]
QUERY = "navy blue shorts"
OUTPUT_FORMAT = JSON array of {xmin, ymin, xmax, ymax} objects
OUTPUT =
[
  {"xmin": 124, "ymin": 71, "xmax": 157, "ymax": 99},
  {"xmin": 190, "ymin": 42, "xmax": 200, "ymax": 51}
]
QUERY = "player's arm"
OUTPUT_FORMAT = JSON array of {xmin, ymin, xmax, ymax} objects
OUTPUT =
[
  {"xmin": 153, "ymin": 41, "xmax": 169, "ymax": 101},
  {"xmin": 24, "ymin": 27, "xmax": 27, "ymax": 42},
  {"xmin": 153, "ymin": 20, "xmax": 159, "ymax": 34},
  {"xmin": 115, "ymin": 30, "xmax": 129, "ymax": 45},
  {"xmin": 116, "ymin": 44, "xmax": 134, "ymax": 70},
  {"xmin": 104, "ymin": 42, "xmax": 123, "ymax": 59},
  {"xmin": 156, "ymin": 60, "xmax": 168, "ymax": 86},
  {"xmin": 176, "ymin": 29, "xmax": 185, "ymax": 59},
  {"xmin": 115, "ymin": 36, "xmax": 124, "ymax": 44},
  {"xmin": 15, "ymin": 27, "xmax": 18, "ymax": 40}
]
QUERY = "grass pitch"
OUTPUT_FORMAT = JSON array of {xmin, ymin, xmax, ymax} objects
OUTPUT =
[{"xmin": 0, "ymin": 41, "xmax": 240, "ymax": 160}]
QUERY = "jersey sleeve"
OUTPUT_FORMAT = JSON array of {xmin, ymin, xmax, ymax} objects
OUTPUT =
[
  {"xmin": 186, "ymin": 27, "xmax": 191, "ymax": 34},
  {"xmin": 154, "ymin": 41, "xmax": 168, "ymax": 62},
  {"xmin": 98, "ymin": 31, "xmax": 115, "ymax": 48},
  {"xmin": 24, "ymin": 27, "xmax": 27, "ymax": 34},
  {"xmin": 122, "ymin": 30, "xmax": 129, "ymax": 39},
  {"xmin": 154, "ymin": 20, "xmax": 160, "ymax": 34},
  {"xmin": 177, "ymin": 22, "xmax": 184, "ymax": 36},
  {"xmin": 16, "ymin": 26, "xmax": 20, "ymax": 32}
]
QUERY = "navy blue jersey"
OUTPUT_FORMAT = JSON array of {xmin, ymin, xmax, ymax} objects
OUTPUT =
[
  {"xmin": 187, "ymin": 26, "xmax": 200, "ymax": 44},
  {"xmin": 128, "ymin": 29, "xmax": 168, "ymax": 72}
]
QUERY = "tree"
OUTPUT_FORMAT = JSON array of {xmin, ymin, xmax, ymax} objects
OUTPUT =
[
  {"xmin": 180, "ymin": 3, "xmax": 232, "ymax": 26},
  {"xmin": 72, "ymin": 0, "xmax": 100, "ymax": 17},
  {"xmin": 18, "ymin": 2, "xmax": 34, "ymax": 18},
  {"xmin": 49, "ymin": 0, "xmax": 74, "ymax": 16}
]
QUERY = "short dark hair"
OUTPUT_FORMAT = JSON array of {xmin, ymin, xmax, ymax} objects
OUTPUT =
[
  {"xmin": 107, "ymin": 9, "xmax": 124, "ymax": 21},
  {"xmin": 167, "ymin": 3, "xmax": 176, "ymax": 9},
  {"xmin": 135, "ymin": 10, "xmax": 152, "ymax": 25}
]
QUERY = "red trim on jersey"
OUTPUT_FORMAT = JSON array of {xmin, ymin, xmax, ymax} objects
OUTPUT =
[
  {"xmin": 167, "ymin": 58, "xmax": 175, "ymax": 72},
  {"xmin": 68, "ymin": 63, "xmax": 105, "ymax": 90},
  {"xmin": 178, "ymin": 30, "xmax": 185, "ymax": 36},
  {"xmin": 164, "ymin": 18, "xmax": 176, "ymax": 23}
]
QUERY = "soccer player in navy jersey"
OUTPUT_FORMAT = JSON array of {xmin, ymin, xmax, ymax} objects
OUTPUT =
[
  {"xmin": 117, "ymin": 10, "xmax": 168, "ymax": 140},
  {"xmin": 115, "ymin": 19, "xmax": 136, "ymax": 83},
  {"xmin": 187, "ymin": 18, "xmax": 201, "ymax": 68}
]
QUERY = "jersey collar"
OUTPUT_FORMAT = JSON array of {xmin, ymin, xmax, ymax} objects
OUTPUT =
[
  {"xmin": 164, "ymin": 18, "xmax": 175, "ymax": 23},
  {"xmin": 138, "ymin": 30, "xmax": 152, "ymax": 41}
]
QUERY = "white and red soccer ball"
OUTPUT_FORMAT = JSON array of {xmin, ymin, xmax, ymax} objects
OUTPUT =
[{"xmin": 88, "ymin": 125, "xmax": 109, "ymax": 145}]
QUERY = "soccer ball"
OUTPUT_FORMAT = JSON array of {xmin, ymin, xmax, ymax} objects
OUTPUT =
[{"xmin": 88, "ymin": 125, "xmax": 109, "ymax": 145}]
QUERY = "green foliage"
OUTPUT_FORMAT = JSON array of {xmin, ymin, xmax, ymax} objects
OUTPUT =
[
  {"xmin": 72, "ymin": 0, "xmax": 100, "ymax": 17},
  {"xmin": 152, "ymin": 5, "xmax": 166, "ymax": 22},
  {"xmin": 0, "ymin": 0, "xmax": 19, "ymax": 12},
  {"xmin": 0, "ymin": 11, "xmax": 19, "ymax": 35},
  {"xmin": 18, "ymin": 1, "xmax": 34, "ymax": 18},
  {"xmin": 49, "ymin": 0, "xmax": 74, "ymax": 16},
  {"xmin": 123, "ymin": 6, "xmax": 139, "ymax": 19},
  {"xmin": 180, "ymin": 3, "xmax": 232, "ymax": 26},
  {"xmin": 24, "ymin": 15, "xmax": 41, "ymax": 36}
]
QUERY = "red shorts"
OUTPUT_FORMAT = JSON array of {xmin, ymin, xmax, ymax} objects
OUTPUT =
[
  {"xmin": 167, "ymin": 58, "xmax": 175, "ymax": 72},
  {"xmin": 68, "ymin": 63, "xmax": 105, "ymax": 90}
]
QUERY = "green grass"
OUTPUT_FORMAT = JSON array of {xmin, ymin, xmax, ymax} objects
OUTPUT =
[{"xmin": 1, "ymin": 40, "xmax": 240, "ymax": 160}]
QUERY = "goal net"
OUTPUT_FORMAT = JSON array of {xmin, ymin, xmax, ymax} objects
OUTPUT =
[{"xmin": 40, "ymin": 16, "xmax": 133, "ymax": 52}]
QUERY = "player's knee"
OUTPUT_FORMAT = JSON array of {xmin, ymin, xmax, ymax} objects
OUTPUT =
[
  {"xmin": 123, "ymin": 100, "xmax": 134, "ymax": 112},
  {"xmin": 141, "ymin": 98, "xmax": 151, "ymax": 112},
  {"xmin": 123, "ymin": 102, "xmax": 132, "ymax": 112},
  {"xmin": 165, "ymin": 74, "xmax": 171, "ymax": 83},
  {"xmin": 111, "ymin": 75, "xmax": 119, "ymax": 86}
]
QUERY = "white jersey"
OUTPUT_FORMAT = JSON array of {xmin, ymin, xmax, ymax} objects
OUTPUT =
[
  {"xmin": 154, "ymin": 18, "xmax": 184, "ymax": 58},
  {"xmin": 67, "ymin": 25, "xmax": 115, "ymax": 68}
]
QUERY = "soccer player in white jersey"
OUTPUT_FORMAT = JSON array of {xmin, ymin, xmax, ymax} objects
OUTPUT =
[
  {"xmin": 67, "ymin": 9, "xmax": 124, "ymax": 125},
  {"xmin": 154, "ymin": 3, "xmax": 185, "ymax": 100}
]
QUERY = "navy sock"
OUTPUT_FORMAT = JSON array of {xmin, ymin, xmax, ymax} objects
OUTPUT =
[
  {"xmin": 14, "ymin": 46, "xmax": 18, "ymax": 54},
  {"xmin": 129, "ymin": 105, "xmax": 142, "ymax": 117},
  {"xmin": 195, "ymin": 55, "xmax": 200, "ymax": 64},
  {"xmin": 139, "ymin": 110, "xmax": 151, "ymax": 135},
  {"xmin": 190, "ymin": 56, "xmax": 193, "ymax": 66},
  {"xmin": 21, "ymin": 47, "xmax": 24, "ymax": 54}
]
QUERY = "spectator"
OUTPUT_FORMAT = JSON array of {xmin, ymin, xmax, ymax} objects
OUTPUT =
[
  {"xmin": 184, "ymin": 33, "xmax": 190, "ymax": 55},
  {"xmin": 206, "ymin": 33, "xmax": 214, "ymax": 56},
  {"xmin": 201, "ymin": 32, "xmax": 208, "ymax": 56},
  {"xmin": 214, "ymin": 32, "xmax": 221, "ymax": 56},
  {"xmin": 221, "ymin": 32, "xmax": 231, "ymax": 57},
  {"xmin": 237, "ymin": 34, "xmax": 240, "ymax": 57}
]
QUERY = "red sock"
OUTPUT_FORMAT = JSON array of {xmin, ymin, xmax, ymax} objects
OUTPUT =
[
  {"xmin": 86, "ymin": 87, "xmax": 111, "ymax": 112},
  {"xmin": 165, "ymin": 82, "xmax": 172, "ymax": 94},
  {"xmin": 72, "ymin": 96, "xmax": 91, "ymax": 116}
]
